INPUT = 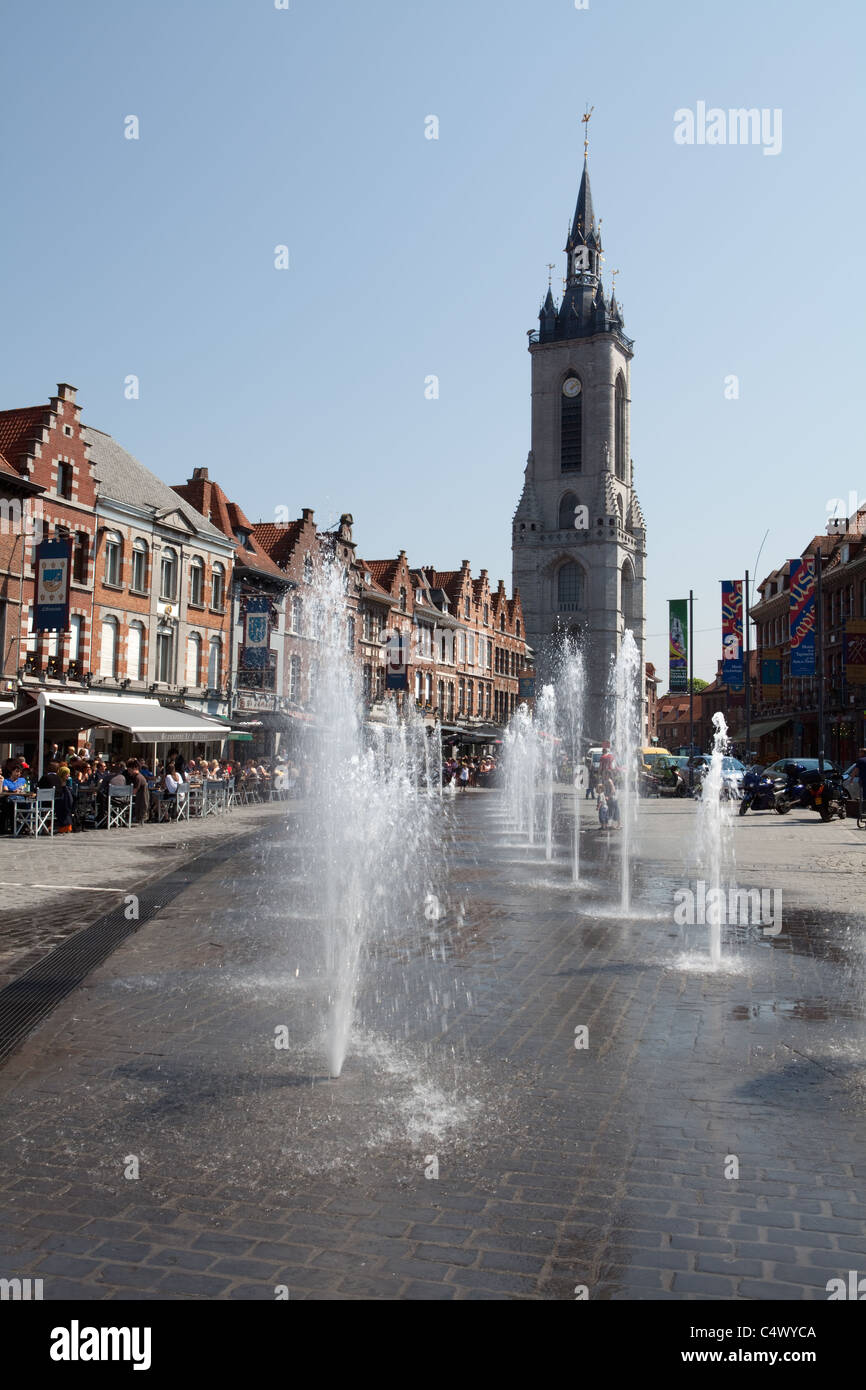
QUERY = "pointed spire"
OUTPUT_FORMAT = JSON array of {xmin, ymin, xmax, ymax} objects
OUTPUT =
[{"xmin": 568, "ymin": 160, "xmax": 596, "ymax": 251}]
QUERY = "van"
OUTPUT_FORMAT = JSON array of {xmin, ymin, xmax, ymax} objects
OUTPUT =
[{"xmin": 640, "ymin": 746, "xmax": 674, "ymax": 774}]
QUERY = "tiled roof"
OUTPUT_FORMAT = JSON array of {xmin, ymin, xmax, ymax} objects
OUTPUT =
[
  {"xmin": 364, "ymin": 559, "xmax": 401, "ymax": 590},
  {"xmin": 0, "ymin": 449, "xmax": 26, "ymax": 480},
  {"xmin": 355, "ymin": 561, "xmax": 395, "ymax": 599},
  {"xmin": 0, "ymin": 406, "xmax": 49, "ymax": 464},
  {"xmin": 83, "ymin": 428, "xmax": 227, "ymax": 542},
  {"xmin": 252, "ymin": 520, "xmax": 304, "ymax": 567},
  {"xmin": 172, "ymin": 475, "xmax": 285, "ymax": 580}
]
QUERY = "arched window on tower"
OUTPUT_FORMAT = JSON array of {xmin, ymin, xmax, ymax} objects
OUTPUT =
[
  {"xmin": 615, "ymin": 374, "xmax": 627, "ymax": 482},
  {"xmin": 561, "ymin": 374, "xmax": 582, "ymax": 472},
  {"xmin": 621, "ymin": 559, "xmax": 638, "ymax": 628},
  {"xmin": 557, "ymin": 563, "xmax": 583, "ymax": 613},
  {"xmin": 558, "ymin": 492, "xmax": 579, "ymax": 530}
]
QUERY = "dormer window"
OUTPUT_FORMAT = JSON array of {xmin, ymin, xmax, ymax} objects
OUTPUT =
[{"xmin": 235, "ymin": 529, "xmax": 251, "ymax": 549}]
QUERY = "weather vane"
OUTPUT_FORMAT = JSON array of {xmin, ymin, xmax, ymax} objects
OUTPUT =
[
  {"xmin": 547, "ymin": 263, "xmax": 556, "ymax": 287},
  {"xmin": 581, "ymin": 104, "xmax": 594, "ymax": 159},
  {"xmin": 611, "ymin": 267, "xmax": 620, "ymax": 298}
]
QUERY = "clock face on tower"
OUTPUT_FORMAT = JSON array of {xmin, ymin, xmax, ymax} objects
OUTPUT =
[{"xmin": 562, "ymin": 378, "xmax": 581, "ymax": 398}]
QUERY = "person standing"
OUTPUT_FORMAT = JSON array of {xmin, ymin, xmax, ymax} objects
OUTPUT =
[
  {"xmin": 604, "ymin": 773, "xmax": 620, "ymax": 829},
  {"xmin": 126, "ymin": 759, "xmax": 150, "ymax": 825},
  {"xmin": 54, "ymin": 766, "xmax": 75, "ymax": 834}
]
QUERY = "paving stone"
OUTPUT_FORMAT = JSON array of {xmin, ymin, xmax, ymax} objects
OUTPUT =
[
  {"xmin": 0, "ymin": 801, "xmax": 861, "ymax": 1303},
  {"xmin": 157, "ymin": 1271, "xmax": 235, "ymax": 1296}
]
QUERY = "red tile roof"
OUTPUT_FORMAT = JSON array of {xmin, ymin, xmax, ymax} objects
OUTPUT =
[
  {"xmin": 252, "ymin": 520, "xmax": 304, "ymax": 568},
  {"xmin": 363, "ymin": 559, "xmax": 405, "ymax": 591},
  {"xmin": 0, "ymin": 406, "xmax": 48, "ymax": 466},
  {"xmin": 355, "ymin": 562, "xmax": 393, "ymax": 598},
  {"xmin": 172, "ymin": 475, "xmax": 286, "ymax": 581}
]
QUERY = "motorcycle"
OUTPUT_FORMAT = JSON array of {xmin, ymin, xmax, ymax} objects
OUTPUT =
[
  {"xmin": 774, "ymin": 765, "xmax": 812, "ymax": 815},
  {"xmin": 739, "ymin": 768, "xmax": 785, "ymax": 815},
  {"xmin": 803, "ymin": 768, "xmax": 847, "ymax": 822}
]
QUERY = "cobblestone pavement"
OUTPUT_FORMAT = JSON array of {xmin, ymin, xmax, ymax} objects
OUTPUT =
[
  {"xmin": 0, "ymin": 795, "xmax": 862, "ymax": 1300},
  {"xmin": 0, "ymin": 801, "xmax": 290, "ymax": 987}
]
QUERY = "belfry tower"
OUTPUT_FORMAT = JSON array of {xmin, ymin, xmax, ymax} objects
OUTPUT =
[{"xmin": 512, "ymin": 134, "xmax": 646, "ymax": 738}]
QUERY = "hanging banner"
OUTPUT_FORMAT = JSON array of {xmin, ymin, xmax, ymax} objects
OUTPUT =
[
  {"xmin": 384, "ymin": 629, "xmax": 409, "ymax": 690},
  {"xmin": 721, "ymin": 580, "xmax": 744, "ymax": 690},
  {"xmin": 844, "ymin": 620, "xmax": 866, "ymax": 684},
  {"xmin": 242, "ymin": 596, "xmax": 271, "ymax": 669},
  {"xmin": 35, "ymin": 537, "xmax": 71, "ymax": 631},
  {"xmin": 669, "ymin": 599, "xmax": 688, "ymax": 691},
  {"xmin": 761, "ymin": 647, "xmax": 782, "ymax": 699},
  {"xmin": 518, "ymin": 676, "xmax": 536, "ymax": 699},
  {"xmin": 789, "ymin": 557, "xmax": 816, "ymax": 676}
]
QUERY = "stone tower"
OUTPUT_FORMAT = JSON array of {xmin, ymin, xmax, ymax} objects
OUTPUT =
[{"xmin": 512, "ymin": 153, "xmax": 646, "ymax": 740}]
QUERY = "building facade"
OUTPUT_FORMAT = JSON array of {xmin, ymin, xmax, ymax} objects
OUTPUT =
[
  {"xmin": 751, "ymin": 512, "xmax": 866, "ymax": 766},
  {"xmin": 173, "ymin": 468, "xmax": 294, "ymax": 755},
  {"xmin": 0, "ymin": 384, "xmax": 235, "ymax": 758},
  {"xmin": 512, "ymin": 155, "xmax": 647, "ymax": 742}
]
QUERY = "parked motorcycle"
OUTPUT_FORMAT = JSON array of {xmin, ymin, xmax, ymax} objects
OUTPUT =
[
  {"xmin": 739, "ymin": 768, "xmax": 785, "ymax": 815},
  {"xmin": 803, "ymin": 768, "xmax": 847, "ymax": 821},
  {"xmin": 776, "ymin": 763, "xmax": 847, "ymax": 820},
  {"xmin": 774, "ymin": 764, "xmax": 812, "ymax": 815}
]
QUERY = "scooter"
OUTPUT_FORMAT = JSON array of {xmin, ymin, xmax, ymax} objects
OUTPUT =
[{"xmin": 739, "ymin": 768, "xmax": 785, "ymax": 815}]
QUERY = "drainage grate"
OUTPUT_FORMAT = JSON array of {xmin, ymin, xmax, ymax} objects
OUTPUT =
[{"xmin": 0, "ymin": 827, "xmax": 268, "ymax": 1066}]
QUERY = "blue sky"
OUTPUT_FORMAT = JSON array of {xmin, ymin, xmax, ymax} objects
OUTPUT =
[{"xmin": 1, "ymin": 0, "xmax": 863, "ymax": 685}]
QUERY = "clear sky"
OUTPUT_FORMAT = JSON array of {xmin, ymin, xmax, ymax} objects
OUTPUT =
[{"xmin": 1, "ymin": 0, "xmax": 863, "ymax": 687}]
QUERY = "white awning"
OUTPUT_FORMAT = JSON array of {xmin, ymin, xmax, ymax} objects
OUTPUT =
[{"xmin": 0, "ymin": 693, "xmax": 229, "ymax": 743}]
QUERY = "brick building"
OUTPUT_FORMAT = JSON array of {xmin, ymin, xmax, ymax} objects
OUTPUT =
[
  {"xmin": 645, "ymin": 662, "xmax": 659, "ymax": 744},
  {"xmin": 0, "ymin": 383, "xmax": 235, "ymax": 759},
  {"xmin": 173, "ymin": 468, "xmax": 293, "ymax": 755},
  {"xmin": 657, "ymin": 690, "xmax": 705, "ymax": 754},
  {"xmin": 751, "ymin": 511, "xmax": 866, "ymax": 766}
]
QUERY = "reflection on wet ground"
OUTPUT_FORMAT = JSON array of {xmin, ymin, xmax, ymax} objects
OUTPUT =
[{"xmin": 0, "ymin": 791, "xmax": 862, "ymax": 1299}]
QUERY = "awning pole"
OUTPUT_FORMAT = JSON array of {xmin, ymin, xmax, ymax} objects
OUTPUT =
[{"xmin": 37, "ymin": 692, "xmax": 48, "ymax": 781}]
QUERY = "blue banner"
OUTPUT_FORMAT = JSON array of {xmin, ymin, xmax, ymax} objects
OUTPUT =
[
  {"xmin": 35, "ymin": 538, "xmax": 71, "ymax": 631},
  {"xmin": 242, "ymin": 596, "xmax": 271, "ymax": 669}
]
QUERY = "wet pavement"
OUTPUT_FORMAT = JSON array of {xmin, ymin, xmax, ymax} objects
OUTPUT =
[{"xmin": 0, "ymin": 794, "xmax": 863, "ymax": 1300}]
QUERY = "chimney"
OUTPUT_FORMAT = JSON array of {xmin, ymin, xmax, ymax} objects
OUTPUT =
[
  {"xmin": 192, "ymin": 466, "xmax": 209, "ymax": 481},
  {"xmin": 56, "ymin": 383, "xmax": 77, "ymax": 403},
  {"xmin": 302, "ymin": 508, "xmax": 314, "ymax": 522}
]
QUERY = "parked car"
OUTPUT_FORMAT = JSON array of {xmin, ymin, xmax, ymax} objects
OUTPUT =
[
  {"xmin": 692, "ymin": 755, "xmax": 747, "ymax": 800},
  {"xmin": 838, "ymin": 763, "xmax": 861, "ymax": 813}
]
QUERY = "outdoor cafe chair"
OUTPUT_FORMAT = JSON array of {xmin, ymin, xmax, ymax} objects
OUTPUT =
[
  {"xmin": 13, "ymin": 789, "xmax": 54, "ymax": 838},
  {"xmin": 225, "ymin": 777, "xmax": 236, "ymax": 810},
  {"xmin": 188, "ymin": 784, "xmax": 204, "ymax": 817},
  {"xmin": 175, "ymin": 786, "xmax": 190, "ymax": 822},
  {"xmin": 150, "ymin": 790, "xmax": 173, "ymax": 824},
  {"xmin": 107, "ymin": 784, "xmax": 134, "ymax": 829},
  {"xmin": 202, "ymin": 779, "xmax": 224, "ymax": 817},
  {"xmin": 72, "ymin": 785, "xmax": 98, "ymax": 831}
]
